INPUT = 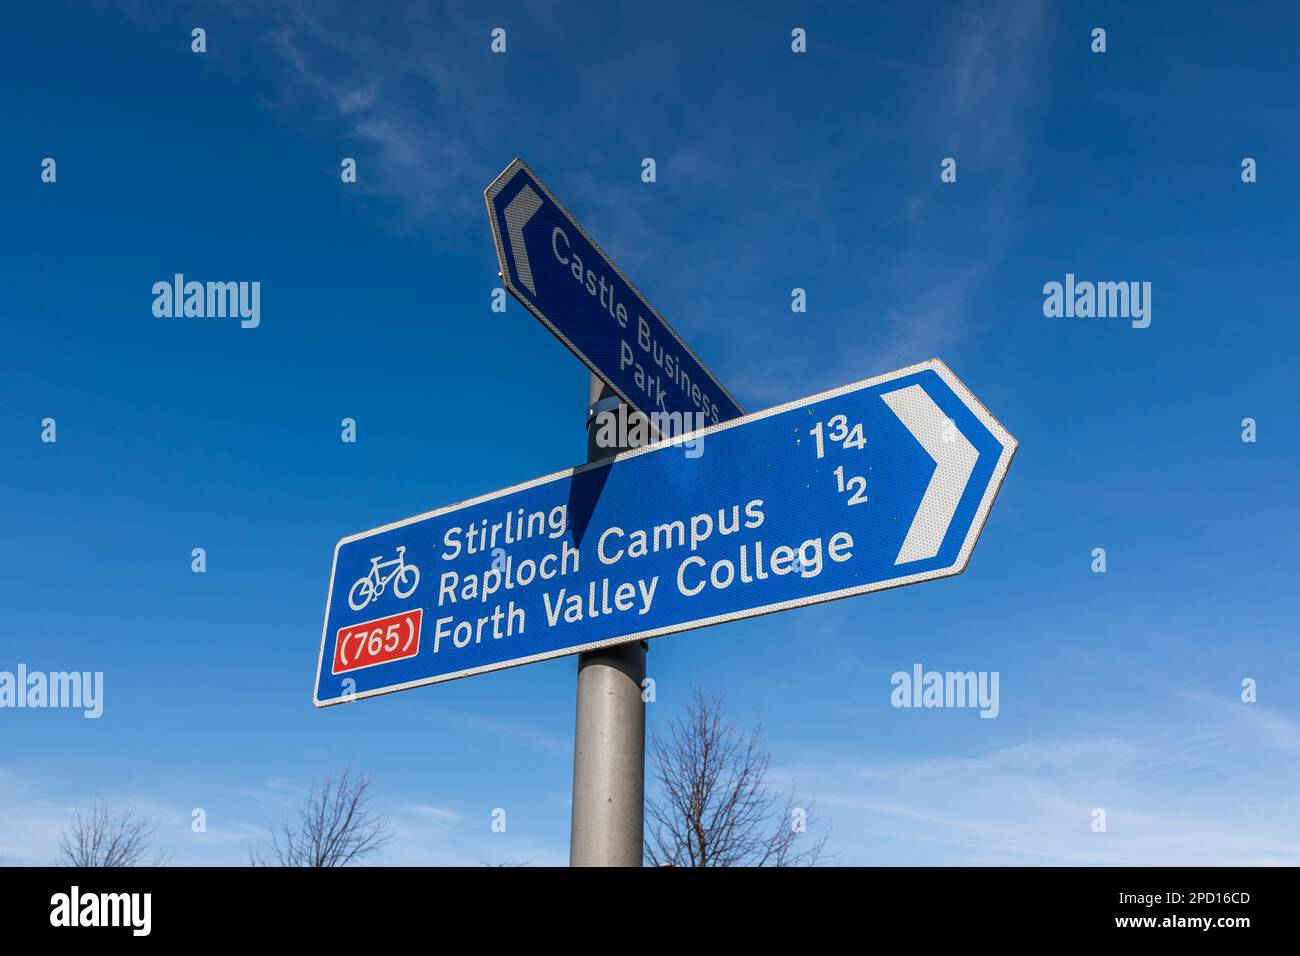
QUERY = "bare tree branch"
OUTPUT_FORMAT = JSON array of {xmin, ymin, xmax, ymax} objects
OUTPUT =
[
  {"xmin": 645, "ymin": 688, "xmax": 829, "ymax": 867},
  {"xmin": 57, "ymin": 802, "xmax": 168, "ymax": 867},
  {"xmin": 251, "ymin": 767, "xmax": 390, "ymax": 867}
]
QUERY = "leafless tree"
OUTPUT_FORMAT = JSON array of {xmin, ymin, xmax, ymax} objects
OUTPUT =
[
  {"xmin": 57, "ymin": 802, "xmax": 167, "ymax": 867},
  {"xmin": 251, "ymin": 767, "xmax": 390, "ymax": 867},
  {"xmin": 645, "ymin": 688, "xmax": 829, "ymax": 867}
]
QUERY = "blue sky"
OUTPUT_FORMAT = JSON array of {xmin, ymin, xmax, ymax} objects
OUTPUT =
[{"xmin": 2, "ymin": 0, "xmax": 1298, "ymax": 865}]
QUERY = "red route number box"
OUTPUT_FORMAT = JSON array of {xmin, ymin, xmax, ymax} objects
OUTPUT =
[{"xmin": 332, "ymin": 609, "xmax": 422, "ymax": 675}]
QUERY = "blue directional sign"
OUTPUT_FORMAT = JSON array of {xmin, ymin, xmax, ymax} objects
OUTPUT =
[
  {"xmin": 313, "ymin": 359, "xmax": 1016, "ymax": 706},
  {"xmin": 485, "ymin": 158, "xmax": 744, "ymax": 430}
]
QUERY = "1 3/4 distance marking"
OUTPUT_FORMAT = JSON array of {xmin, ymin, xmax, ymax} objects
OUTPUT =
[{"xmin": 333, "ymin": 609, "xmax": 423, "ymax": 675}]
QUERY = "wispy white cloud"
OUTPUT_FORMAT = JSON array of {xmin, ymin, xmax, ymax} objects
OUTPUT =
[
  {"xmin": 237, "ymin": 776, "xmax": 307, "ymax": 804},
  {"xmin": 117, "ymin": 1, "xmax": 1051, "ymax": 412},
  {"xmin": 0, "ymin": 761, "xmax": 565, "ymax": 867},
  {"xmin": 412, "ymin": 706, "xmax": 572, "ymax": 757},
  {"xmin": 0, "ymin": 763, "xmax": 266, "ymax": 866},
  {"xmin": 773, "ymin": 700, "xmax": 1300, "ymax": 865},
  {"xmin": 401, "ymin": 803, "xmax": 464, "ymax": 823},
  {"xmin": 380, "ymin": 801, "xmax": 562, "ymax": 866}
]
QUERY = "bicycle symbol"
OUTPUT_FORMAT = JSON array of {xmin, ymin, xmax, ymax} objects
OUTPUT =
[{"xmin": 348, "ymin": 546, "xmax": 420, "ymax": 611}]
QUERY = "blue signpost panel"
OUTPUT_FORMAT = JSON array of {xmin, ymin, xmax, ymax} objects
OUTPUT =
[
  {"xmin": 485, "ymin": 158, "xmax": 744, "ymax": 428},
  {"xmin": 314, "ymin": 359, "xmax": 1016, "ymax": 706}
]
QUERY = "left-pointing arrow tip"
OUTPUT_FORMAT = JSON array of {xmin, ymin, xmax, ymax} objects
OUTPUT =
[{"xmin": 502, "ymin": 184, "xmax": 543, "ymax": 295}]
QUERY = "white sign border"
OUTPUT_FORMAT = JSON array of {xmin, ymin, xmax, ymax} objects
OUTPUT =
[{"xmin": 313, "ymin": 358, "xmax": 1017, "ymax": 707}]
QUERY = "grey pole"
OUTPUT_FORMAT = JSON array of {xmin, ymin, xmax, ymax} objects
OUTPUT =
[{"xmin": 570, "ymin": 373, "xmax": 647, "ymax": 866}]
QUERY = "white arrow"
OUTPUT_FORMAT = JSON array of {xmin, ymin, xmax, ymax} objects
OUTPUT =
[
  {"xmin": 502, "ymin": 185, "xmax": 543, "ymax": 295},
  {"xmin": 881, "ymin": 384, "xmax": 979, "ymax": 564}
]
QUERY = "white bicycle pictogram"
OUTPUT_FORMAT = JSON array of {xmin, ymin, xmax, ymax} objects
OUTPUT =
[{"xmin": 348, "ymin": 546, "xmax": 420, "ymax": 611}]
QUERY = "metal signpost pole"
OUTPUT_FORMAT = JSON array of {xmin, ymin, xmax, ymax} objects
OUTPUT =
[{"xmin": 569, "ymin": 373, "xmax": 647, "ymax": 866}]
